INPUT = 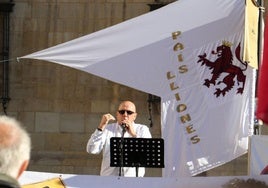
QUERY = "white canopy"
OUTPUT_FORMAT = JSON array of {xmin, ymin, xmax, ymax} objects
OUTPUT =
[{"xmin": 21, "ymin": 0, "xmax": 255, "ymax": 177}]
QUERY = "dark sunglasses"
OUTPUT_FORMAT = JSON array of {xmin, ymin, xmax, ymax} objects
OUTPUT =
[{"xmin": 118, "ymin": 110, "xmax": 135, "ymax": 115}]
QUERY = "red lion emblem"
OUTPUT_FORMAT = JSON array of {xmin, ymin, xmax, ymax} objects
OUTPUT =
[{"xmin": 197, "ymin": 41, "xmax": 248, "ymax": 97}]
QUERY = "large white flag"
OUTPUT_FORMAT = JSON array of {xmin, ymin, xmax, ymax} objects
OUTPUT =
[{"xmin": 20, "ymin": 0, "xmax": 255, "ymax": 177}]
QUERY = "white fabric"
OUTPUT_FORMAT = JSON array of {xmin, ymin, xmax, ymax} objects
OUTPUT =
[
  {"xmin": 19, "ymin": 171, "xmax": 268, "ymax": 188},
  {"xmin": 86, "ymin": 123, "xmax": 151, "ymax": 177},
  {"xmin": 21, "ymin": 0, "xmax": 255, "ymax": 177},
  {"xmin": 250, "ymin": 135, "xmax": 268, "ymax": 175}
]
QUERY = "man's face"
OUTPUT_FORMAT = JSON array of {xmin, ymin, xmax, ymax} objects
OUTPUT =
[{"xmin": 116, "ymin": 101, "xmax": 137, "ymax": 125}]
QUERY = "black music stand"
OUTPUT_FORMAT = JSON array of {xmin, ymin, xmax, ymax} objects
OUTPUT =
[{"xmin": 110, "ymin": 137, "xmax": 164, "ymax": 177}]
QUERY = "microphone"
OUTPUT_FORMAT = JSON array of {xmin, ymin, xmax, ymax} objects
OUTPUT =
[{"xmin": 121, "ymin": 123, "xmax": 127, "ymax": 133}]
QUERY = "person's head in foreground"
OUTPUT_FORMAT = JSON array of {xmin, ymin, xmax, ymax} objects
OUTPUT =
[
  {"xmin": 222, "ymin": 178, "xmax": 268, "ymax": 188},
  {"xmin": 0, "ymin": 115, "xmax": 31, "ymax": 187}
]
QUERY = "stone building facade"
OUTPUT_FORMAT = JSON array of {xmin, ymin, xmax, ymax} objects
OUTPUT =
[{"xmin": 0, "ymin": 0, "xmax": 267, "ymax": 177}]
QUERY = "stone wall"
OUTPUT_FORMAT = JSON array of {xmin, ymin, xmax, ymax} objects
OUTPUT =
[{"xmin": 0, "ymin": 0, "xmax": 267, "ymax": 177}]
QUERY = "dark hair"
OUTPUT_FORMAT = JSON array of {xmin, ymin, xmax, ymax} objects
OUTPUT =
[{"xmin": 222, "ymin": 178, "xmax": 268, "ymax": 188}]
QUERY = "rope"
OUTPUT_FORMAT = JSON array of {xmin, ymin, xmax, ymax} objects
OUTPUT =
[{"xmin": 0, "ymin": 58, "xmax": 20, "ymax": 63}]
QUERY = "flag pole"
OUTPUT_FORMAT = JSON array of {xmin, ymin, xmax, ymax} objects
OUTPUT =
[
  {"xmin": 257, "ymin": 0, "xmax": 265, "ymax": 69},
  {"xmin": 256, "ymin": 0, "xmax": 265, "ymax": 130}
]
